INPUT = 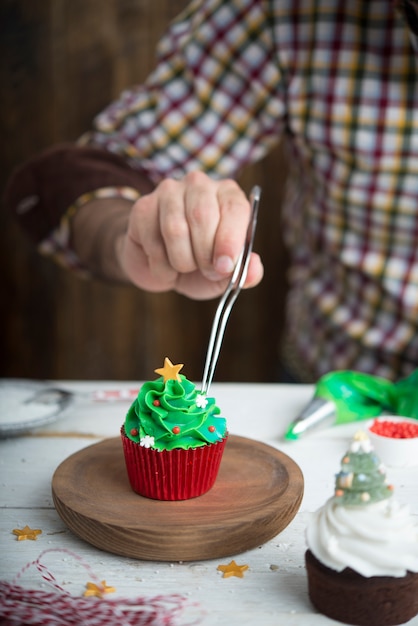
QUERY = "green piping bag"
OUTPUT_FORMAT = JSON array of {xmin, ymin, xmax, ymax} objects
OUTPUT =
[{"xmin": 284, "ymin": 368, "xmax": 418, "ymax": 440}]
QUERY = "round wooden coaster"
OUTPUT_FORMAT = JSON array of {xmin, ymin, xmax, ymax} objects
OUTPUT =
[{"xmin": 52, "ymin": 434, "xmax": 304, "ymax": 562}]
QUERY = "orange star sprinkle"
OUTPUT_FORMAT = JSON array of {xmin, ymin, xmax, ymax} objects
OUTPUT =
[
  {"xmin": 12, "ymin": 525, "xmax": 42, "ymax": 541},
  {"xmin": 217, "ymin": 560, "xmax": 249, "ymax": 578},
  {"xmin": 83, "ymin": 580, "xmax": 116, "ymax": 598},
  {"xmin": 154, "ymin": 357, "xmax": 184, "ymax": 382}
]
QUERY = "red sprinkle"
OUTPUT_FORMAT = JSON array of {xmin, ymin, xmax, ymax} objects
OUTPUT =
[
  {"xmin": 153, "ymin": 399, "xmax": 161, "ymax": 406},
  {"xmin": 370, "ymin": 419, "xmax": 418, "ymax": 439},
  {"xmin": 130, "ymin": 428, "xmax": 139, "ymax": 437},
  {"xmin": 208, "ymin": 425, "xmax": 216, "ymax": 433},
  {"xmin": 172, "ymin": 426, "xmax": 181, "ymax": 435}
]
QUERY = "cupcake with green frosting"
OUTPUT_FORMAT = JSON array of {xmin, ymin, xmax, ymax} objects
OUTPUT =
[{"xmin": 121, "ymin": 358, "xmax": 228, "ymax": 500}]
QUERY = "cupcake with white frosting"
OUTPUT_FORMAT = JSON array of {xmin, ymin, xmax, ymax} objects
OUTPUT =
[{"xmin": 305, "ymin": 431, "xmax": 418, "ymax": 626}]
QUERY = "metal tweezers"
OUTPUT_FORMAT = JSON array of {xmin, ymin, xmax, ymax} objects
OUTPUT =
[{"xmin": 201, "ymin": 185, "xmax": 261, "ymax": 395}]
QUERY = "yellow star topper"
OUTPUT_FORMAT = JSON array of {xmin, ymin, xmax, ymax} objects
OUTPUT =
[
  {"xmin": 12, "ymin": 525, "xmax": 42, "ymax": 541},
  {"xmin": 83, "ymin": 580, "xmax": 116, "ymax": 598},
  {"xmin": 155, "ymin": 357, "xmax": 184, "ymax": 382},
  {"xmin": 217, "ymin": 560, "xmax": 249, "ymax": 578},
  {"xmin": 354, "ymin": 430, "xmax": 368, "ymax": 441}
]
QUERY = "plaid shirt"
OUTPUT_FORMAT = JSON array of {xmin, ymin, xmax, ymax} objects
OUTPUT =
[{"xmin": 83, "ymin": 0, "xmax": 418, "ymax": 381}]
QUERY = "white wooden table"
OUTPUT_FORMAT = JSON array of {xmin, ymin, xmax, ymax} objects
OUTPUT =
[{"xmin": 1, "ymin": 381, "xmax": 417, "ymax": 625}]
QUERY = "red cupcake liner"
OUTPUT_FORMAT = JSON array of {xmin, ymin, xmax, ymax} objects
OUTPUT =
[{"xmin": 121, "ymin": 427, "xmax": 228, "ymax": 500}]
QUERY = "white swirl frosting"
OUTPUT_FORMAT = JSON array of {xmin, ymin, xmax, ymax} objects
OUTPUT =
[{"xmin": 306, "ymin": 497, "xmax": 418, "ymax": 577}]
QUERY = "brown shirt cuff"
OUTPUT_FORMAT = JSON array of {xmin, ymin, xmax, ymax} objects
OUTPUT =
[{"xmin": 3, "ymin": 143, "xmax": 154, "ymax": 245}]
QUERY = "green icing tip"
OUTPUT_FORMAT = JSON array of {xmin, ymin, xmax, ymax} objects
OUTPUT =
[{"xmin": 284, "ymin": 424, "xmax": 300, "ymax": 441}]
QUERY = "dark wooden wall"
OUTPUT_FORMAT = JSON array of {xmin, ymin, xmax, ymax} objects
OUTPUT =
[{"xmin": 0, "ymin": 0, "xmax": 288, "ymax": 383}]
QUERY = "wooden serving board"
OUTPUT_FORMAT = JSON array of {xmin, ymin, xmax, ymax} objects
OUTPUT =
[{"xmin": 52, "ymin": 435, "xmax": 304, "ymax": 562}]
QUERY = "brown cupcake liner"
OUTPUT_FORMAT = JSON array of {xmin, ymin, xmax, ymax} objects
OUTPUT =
[{"xmin": 121, "ymin": 427, "xmax": 227, "ymax": 500}]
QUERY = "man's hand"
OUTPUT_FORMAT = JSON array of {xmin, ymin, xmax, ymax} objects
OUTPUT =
[{"xmin": 117, "ymin": 171, "xmax": 264, "ymax": 299}]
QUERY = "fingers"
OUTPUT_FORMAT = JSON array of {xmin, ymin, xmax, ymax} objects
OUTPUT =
[
  {"xmin": 175, "ymin": 252, "xmax": 264, "ymax": 300},
  {"xmin": 184, "ymin": 174, "xmax": 252, "ymax": 281},
  {"xmin": 155, "ymin": 180, "xmax": 192, "ymax": 274},
  {"xmin": 212, "ymin": 182, "xmax": 251, "ymax": 277},
  {"xmin": 242, "ymin": 252, "xmax": 264, "ymax": 289},
  {"xmin": 122, "ymin": 171, "xmax": 263, "ymax": 298},
  {"xmin": 125, "ymin": 187, "xmax": 178, "ymax": 290},
  {"xmin": 183, "ymin": 175, "xmax": 221, "ymax": 278}
]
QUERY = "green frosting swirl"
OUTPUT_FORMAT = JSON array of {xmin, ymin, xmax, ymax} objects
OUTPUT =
[{"xmin": 124, "ymin": 375, "xmax": 227, "ymax": 451}]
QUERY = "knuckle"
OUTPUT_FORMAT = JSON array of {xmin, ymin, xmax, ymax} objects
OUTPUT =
[
  {"xmin": 131, "ymin": 193, "xmax": 153, "ymax": 220},
  {"xmin": 188, "ymin": 200, "xmax": 208, "ymax": 227},
  {"xmin": 158, "ymin": 177, "xmax": 180, "ymax": 194},
  {"xmin": 220, "ymin": 177, "xmax": 239, "ymax": 190},
  {"xmin": 163, "ymin": 213, "xmax": 188, "ymax": 240},
  {"xmin": 142, "ymin": 236, "xmax": 164, "ymax": 261},
  {"xmin": 184, "ymin": 170, "xmax": 211, "ymax": 186}
]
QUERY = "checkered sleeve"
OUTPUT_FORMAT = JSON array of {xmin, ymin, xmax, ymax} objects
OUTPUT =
[
  {"xmin": 4, "ymin": 144, "xmax": 154, "ymax": 275},
  {"xmin": 5, "ymin": 0, "xmax": 286, "ymax": 274},
  {"xmin": 86, "ymin": 0, "xmax": 286, "ymax": 182}
]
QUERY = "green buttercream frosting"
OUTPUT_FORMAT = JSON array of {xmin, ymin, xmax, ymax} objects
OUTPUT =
[{"xmin": 124, "ymin": 375, "xmax": 227, "ymax": 451}]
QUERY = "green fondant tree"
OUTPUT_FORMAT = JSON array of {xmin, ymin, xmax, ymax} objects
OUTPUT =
[{"xmin": 334, "ymin": 431, "xmax": 393, "ymax": 506}]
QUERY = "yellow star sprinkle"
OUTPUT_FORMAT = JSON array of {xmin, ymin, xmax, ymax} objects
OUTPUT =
[
  {"xmin": 354, "ymin": 430, "xmax": 368, "ymax": 441},
  {"xmin": 154, "ymin": 357, "xmax": 184, "ymax": 382},
  {"xmin": 217, "ymin": 560, "xmax": 249, "ymax": 578},
  {"xmin": 83, "ymin": 580, "xmax": 116, "ymax": 598},
  {"xmin": 12, "ymin": 525, "xmax": 42, "ymax": 541}
]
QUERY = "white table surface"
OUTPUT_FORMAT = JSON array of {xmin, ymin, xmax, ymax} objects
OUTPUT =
[{"xmin": 1, "ymin": 380, "xmax": 417, "ymax": 625}]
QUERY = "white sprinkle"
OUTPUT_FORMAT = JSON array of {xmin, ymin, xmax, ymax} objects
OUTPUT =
[{"xmin": 196, "ymin": 394, "xmax": 208, "ymax": 409}]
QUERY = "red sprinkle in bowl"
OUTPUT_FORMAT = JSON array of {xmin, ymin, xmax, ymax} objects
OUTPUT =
[{"xmin": 367, "ymin": 416, "xmax": 418, "ymax": 468}]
